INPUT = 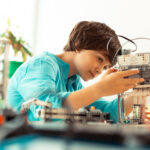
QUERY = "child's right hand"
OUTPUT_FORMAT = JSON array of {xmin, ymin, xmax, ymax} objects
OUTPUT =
[{"xmin": 97, "ymin": 69, "xmax": 144, "ymax": 96}]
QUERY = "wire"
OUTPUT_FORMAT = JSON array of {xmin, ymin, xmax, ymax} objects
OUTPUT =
[
  {"xmin": 120, "ymin": 37, "xmax": 150, "ymax": 52},
  {"xmin": 118, "ymin": 35, "xmax": 138, "ymax": 52},
  {"xmin": 129, "ymin": 37, "xmax": 150, "ymax": 41},
  {"xmin": 107, "ymin": 35, "xmax": 137, "ymax": 65},
  {"xmin": 107, "ymin": 36, "xmax": 150, "ymax": 66}
]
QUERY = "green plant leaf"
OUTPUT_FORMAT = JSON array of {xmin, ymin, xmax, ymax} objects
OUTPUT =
[
  {"xmin": 0, "ymin": 26, "xmax": 33, "ymax": 60},
  {"xmin": 0, "ymin": 33, "xmax": 6, "ymax": 37},
  {"xmin": 22, "ymin": 45, "xmax": 32, "ymax": 56},
  {"xmin": 21, "ymin": 50, "xmax": 27, "ymax": 62},
  {"xmin": 0, "ymin": 47, "xmax": 4, "ymax": 55},
  {"xmin": 14, "ymin": 48, "xmax": 19, "ymax": 56}
]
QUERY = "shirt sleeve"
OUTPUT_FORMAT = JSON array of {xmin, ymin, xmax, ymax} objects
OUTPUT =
[{"xmin": 17, "ymin": 58, "xmax": 71, "ymax": 121}]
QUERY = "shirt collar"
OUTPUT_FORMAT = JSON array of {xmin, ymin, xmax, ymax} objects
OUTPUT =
[
  {"xmin": 55, "ymin": 54, "xmax": 70, "ymax": 81},
  {"xmin": 44, "ymin": 52, "xmax": 70, "ymax": 81}
]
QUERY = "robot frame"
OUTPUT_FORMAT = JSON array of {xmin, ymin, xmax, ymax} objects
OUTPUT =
[{"xmin": 113, "ymin": 37, "xmax": 150, "ymax": 125}]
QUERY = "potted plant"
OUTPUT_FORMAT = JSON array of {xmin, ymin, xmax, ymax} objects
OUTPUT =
[{"xmin": 0, "ymin": 29, "xmax": 33, "ymax": 78}]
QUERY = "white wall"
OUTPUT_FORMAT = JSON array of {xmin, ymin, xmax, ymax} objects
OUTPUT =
[
  {"xmin": 1, "ymin": 0, "xmax": 149, "ymax": 54},
  {"xmin": 36, "ymin": 0, "xmax": 150, "ymax": 55},
  {"xmin": 0, "ymin": 0, "xmax": 35, "ymax": 48}
]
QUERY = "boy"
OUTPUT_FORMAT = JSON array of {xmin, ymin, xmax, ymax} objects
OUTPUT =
[{"xmin": 7, "ymin": 21, "xmax": 144, "ymax": 122}]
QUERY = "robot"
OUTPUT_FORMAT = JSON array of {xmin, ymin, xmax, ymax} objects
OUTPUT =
[
  {"xmin": 21, "ymin": 98, "xmax": 111, "ymax": 123},
  {"xmin": 117, "ymin": 52, "xmax": 150, "ymax": 124}
]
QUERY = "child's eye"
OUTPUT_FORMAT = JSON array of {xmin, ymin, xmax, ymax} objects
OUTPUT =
[{"xmin": 97, "ymin": 57, "xmax": 103, "ymax": 62}]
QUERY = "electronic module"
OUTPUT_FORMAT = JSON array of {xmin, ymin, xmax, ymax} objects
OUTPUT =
[{"xmin": 117, "ymin": 52, "xmax": 150, "ymax": 124}]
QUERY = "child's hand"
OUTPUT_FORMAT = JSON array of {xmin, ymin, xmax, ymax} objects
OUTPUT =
[{"xmin": 98, "ymin": 69, "xmax": 144, "ymax": 96}]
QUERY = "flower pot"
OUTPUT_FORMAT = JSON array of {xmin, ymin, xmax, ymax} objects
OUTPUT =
[{"xmin": 8, "ymin": 61, "xmax": 23, "ymax": 78}]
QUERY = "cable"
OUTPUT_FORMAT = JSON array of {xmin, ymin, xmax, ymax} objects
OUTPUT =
[
  {"xmin": 106, "ymin": 35, "xmax": 137, "ymax": 65},
  {"xmin": 120, "ymin": 37, "xmax": 150, "ymax": 52},
  {"xmin": 128, "ymin": 37, "xmax": 150, "ymax": 41},
  {"xmin": 118, "ymin": 35, "xmax": 138, "ymax": 52}
]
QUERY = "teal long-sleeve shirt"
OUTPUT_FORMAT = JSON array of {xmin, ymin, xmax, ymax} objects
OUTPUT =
[{"xmin": 7, "ymin": 51, "xmax": 119, "ymax": 122}]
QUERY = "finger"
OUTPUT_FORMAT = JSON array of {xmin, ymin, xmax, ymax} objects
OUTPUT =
[
  {"xmin": 125, "ymin": 78, "xmax": 144, "ymax": 84},
  {"xmin": 119, "ymin": 87, "xmax": 132, "ymax": 93},
  {"xmin": 119, "ymin": 83, "xmax": 139, "ymax": 92},
  {"xmin": 104, "ymin": 68, "xmax": 118, "ymax": 75},
  {"xmin": 126, "ymin": 84, "xmax": 137, "ymax": 89},
  {"xmin": 123, "ymin": 85, "xmax": 136, "ymax": 91},
  {"xmin": 118, "ymin": 69, "xmax": 139, "ymax": 77},
  {"xmin": 111, "ymin": 68, "xmax": 118, "ymax": 72}
]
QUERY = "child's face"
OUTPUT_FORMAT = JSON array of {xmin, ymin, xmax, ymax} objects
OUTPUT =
[{"xmin": 74, "ymin": 49, "xmax": 111, "ymax": 81}]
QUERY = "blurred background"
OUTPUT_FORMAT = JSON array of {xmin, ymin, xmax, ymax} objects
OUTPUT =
[{"xmin": 0, "ymin": 0, "xmax": 150, "ymax": 103}]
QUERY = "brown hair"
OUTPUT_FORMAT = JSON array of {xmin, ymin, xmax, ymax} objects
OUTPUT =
[{"xmin": 63, "ymin": 21, "xmax": 121, "ymax": 65}]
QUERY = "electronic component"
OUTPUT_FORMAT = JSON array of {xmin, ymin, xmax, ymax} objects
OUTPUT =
[
  {"xmin": 117, "ymin": 52, "xmax": 150, "ymax": 124},
  {"xmin": 21, "ymin": 98, "xmax": 51, "ymax": 112},
  {"xmin": 117, "ymin": 53, "xmax": 150, "ymax": 87},
  {"xmin": 21, "ymin": 99, "xmax": 112, "ymax": 123},
  {"xmin": 37, "ymin": 107, "xmax": 111, "ymax": 123}
]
